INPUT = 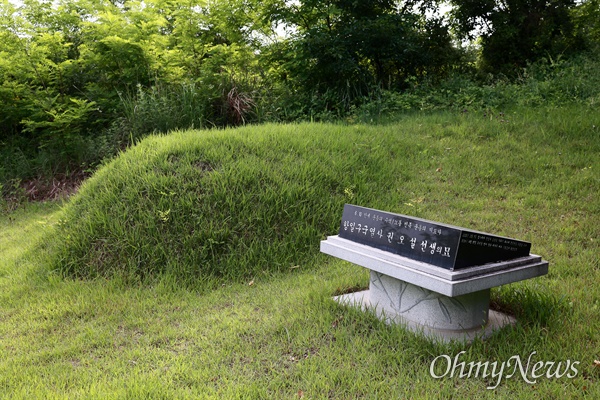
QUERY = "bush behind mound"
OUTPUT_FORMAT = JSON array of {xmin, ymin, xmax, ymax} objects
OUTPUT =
[{"xmin": 49, "ymin": 123, "xmax": 416, "ymax": 285}]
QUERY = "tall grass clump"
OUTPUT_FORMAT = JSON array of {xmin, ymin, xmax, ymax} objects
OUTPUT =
[
  {"xmin": 117, "ymin": 80, "xmax": 260, "ymax": 139},
  {"xmin": 47, "ymin": 123, "xmax": 414, "ymax": 285},
  {"xmin": 118, "ymin": 83, "xmax": 210, "ymax": 140}
]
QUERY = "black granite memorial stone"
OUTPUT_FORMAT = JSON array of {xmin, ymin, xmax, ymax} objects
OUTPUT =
[{"xmin": 338, "ymin": 204, "xmax": 531, "ymax": 270}]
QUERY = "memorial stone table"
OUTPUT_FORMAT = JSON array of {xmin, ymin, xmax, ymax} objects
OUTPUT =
[{"xmin": 320, "ymin": 205, "xmax": 549, "ymax": 342}]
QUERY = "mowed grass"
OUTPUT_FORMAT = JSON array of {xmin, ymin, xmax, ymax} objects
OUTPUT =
[{"xmin": 1, "ymin": 106, "xmax": 599, "ymax": 398}]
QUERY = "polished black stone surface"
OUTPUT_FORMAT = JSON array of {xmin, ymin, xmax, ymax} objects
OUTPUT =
[{"xmin": 338, "ymin": 204, "xmax": 531, "ymax": 270}]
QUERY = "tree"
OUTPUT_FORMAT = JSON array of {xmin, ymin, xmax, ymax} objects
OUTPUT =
[
  {"xmin": 572, "ymin": 0, "xmax": 600, "ymax": 51},
  {"xmin": 448, "ymin": 0, "xmax": 583, "ymax": 73},
  {"xmin": 267, "ymin": 0, "xmax": 459, "ymax": 98}
]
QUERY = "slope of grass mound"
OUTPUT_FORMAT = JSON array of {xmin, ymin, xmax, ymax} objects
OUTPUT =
[
  {"xmin": 47, "ymin": 108, "xmax": 599, "ymax": 287},
  {"xmin": 49, "ymin": 122, "xmax": 419, "ymax": 285}
]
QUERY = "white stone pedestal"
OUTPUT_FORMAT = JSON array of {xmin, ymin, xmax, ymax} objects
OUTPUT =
[{"xmin": 321, "ymin": 236, "xmax": 548, "ymax": 343}]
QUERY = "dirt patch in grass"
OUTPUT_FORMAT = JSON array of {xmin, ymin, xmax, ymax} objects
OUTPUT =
[
  {"xmin": 21, "ymin": 171, "xmax": 89, "ymax": 201},
  {"xmin": 3, "ymin": 171, "xmax": 89, "ymax": 211}
]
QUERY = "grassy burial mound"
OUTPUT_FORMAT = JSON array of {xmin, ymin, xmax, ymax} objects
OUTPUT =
[
  {"xmin": 48, "ymin": 110, "xmax": 599, "ymax": 287},
  {"xmin": 48, "ymin": 123, "xmax": 414, "ymax": 285}
]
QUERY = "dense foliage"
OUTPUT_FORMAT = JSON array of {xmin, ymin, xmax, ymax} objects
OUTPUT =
[
  {"xmin": 0, "ymin": 0, "xmax": 599, "ymax": 187},
  {"xmin": 0, "ymin": 0, "xmax": 272, "ymax": 181},
  {"xmin": 267, "ymin": 0, "xmax": 459, "ymax": 92},
  {"xmin": 448, "ymin": 0, "xmax": 583, "ymax": 73}
]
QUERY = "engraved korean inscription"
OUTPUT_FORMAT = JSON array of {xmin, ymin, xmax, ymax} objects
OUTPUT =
[{"xmin": 338, "ymin": 204, "xmax": 531, "ymax": 270}]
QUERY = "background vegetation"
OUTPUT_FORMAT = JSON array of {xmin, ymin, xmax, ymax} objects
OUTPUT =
[{"xmin": 1, "ymin": 0, "xmax": 599, "ymax": 191}]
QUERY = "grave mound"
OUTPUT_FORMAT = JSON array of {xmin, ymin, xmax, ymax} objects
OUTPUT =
[{"xmin": 47, "ymin": 124, "xmax": 376, "ymax": 285}]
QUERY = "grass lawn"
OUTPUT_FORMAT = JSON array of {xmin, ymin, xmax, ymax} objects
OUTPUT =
[{"xmin": 1, "ymin": 107, "xmax": 599, "ymax": 398}]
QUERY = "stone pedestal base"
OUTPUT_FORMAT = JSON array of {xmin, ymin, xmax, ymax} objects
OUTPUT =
[
  {"xmin": 334, "ymin": 272, "xmax": 516, "ymax": 343},
  {"xmin": 321, "ymin": 235, "xmax": 546, "ymax": 342}
]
